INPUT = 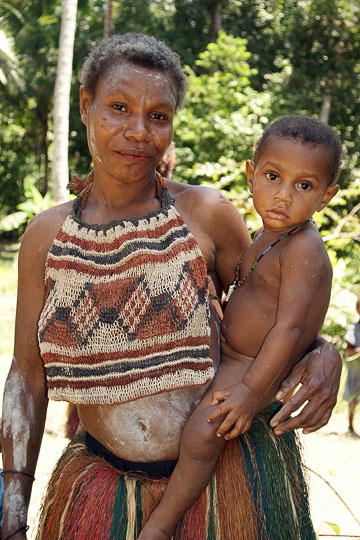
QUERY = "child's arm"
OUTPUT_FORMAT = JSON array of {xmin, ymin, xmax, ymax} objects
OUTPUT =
[{"xmin": 209, "ymin": 233, "xmax": 330, "ymax": 439}]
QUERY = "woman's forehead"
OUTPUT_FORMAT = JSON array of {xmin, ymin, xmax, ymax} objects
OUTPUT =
[{"xmin": 95, "ymin": 61, "xmax": 177, "ymax": 103}]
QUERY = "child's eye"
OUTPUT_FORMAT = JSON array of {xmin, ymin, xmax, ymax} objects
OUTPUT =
[
  {"xmin": 266, "ymin": 172, "xmax": 279, "ymax": 181},
  {"xmin": 297, "ymin": 181, "xmax": 312, "ymax": 191}
]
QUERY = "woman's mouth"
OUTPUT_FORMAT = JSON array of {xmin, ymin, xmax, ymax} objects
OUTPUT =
[{"xmin": 119, "ymin": 152, "xmax": 149, "ymax": 162}]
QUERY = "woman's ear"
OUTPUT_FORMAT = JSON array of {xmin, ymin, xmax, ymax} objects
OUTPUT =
[
  {"xmin": 246, "ymin": 160, "xmax": 255, "ymax": 193},
  {"xmin": 316, "ymin": 184, "xmax": 339, "ymax": 212},
  {"xmin": 79, "ymin": 87, "xmax": 91, "ymax": 125}
]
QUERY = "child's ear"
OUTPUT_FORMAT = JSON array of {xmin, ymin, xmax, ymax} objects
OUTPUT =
[
  {"xmin": 316, "ymin": 184, "xmax": 339, "ymax": 211},
  {"xmin": 246, "ymin": 160, "xmax": 255, "ymax": 192}
]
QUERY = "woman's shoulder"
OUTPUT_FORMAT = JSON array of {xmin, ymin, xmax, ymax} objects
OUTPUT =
[
  {"xmin": 166, "ymin": 179, "xmax": 235, "ymax": 215},
  {"xmin": 27, "ymin": 200, "xmax": 72, "ymax": 236},
  {"xmin": 21, "ymin": 200, "xmax": 73, "ymax": 262}
]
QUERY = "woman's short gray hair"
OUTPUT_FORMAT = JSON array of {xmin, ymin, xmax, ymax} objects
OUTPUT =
[{"xmin": 79, "ymin": 33, "xmax": 188, "ymax": 110}]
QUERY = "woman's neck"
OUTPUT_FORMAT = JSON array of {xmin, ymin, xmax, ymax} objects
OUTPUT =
[{"xmin": 80, "ymin": 169, "xmax": 161, "ymax": 223}]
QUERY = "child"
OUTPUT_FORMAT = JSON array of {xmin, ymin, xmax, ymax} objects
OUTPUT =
[
  {"xmin": 138, "ymin": 115, "xmax": 341, "ymax": 540},
  {"xmin": 343, "ymin": 295, "xmax": 360, "ymax": 435}
]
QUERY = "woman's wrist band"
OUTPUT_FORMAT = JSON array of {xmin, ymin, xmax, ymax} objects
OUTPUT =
[
  {"xmin": 3, "ymin": 524, "xmax": 29, "ymax": 539},
  {"xmin": 1, "ymin": 469, "xmax": 35, "ymax": 481}
]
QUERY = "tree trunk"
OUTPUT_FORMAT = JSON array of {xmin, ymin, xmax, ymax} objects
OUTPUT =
[
  {"xmin": 104, "ymin": 0, "xmax": 113, "ymax": 38},
  {"xmin": 42, "ymin": 115, "xmax": 49, "ymax": 195},
  {"xmin": 52, "ymin": 0, "xmax": 78, "ymax": 203},
  {"xmin": 36, "ymin": 106, "xmax": 50, "ymax": 195},
  {"xmin": 210, "ymin": 1, "xmax": 222, "ymax": 42},
  {"xmin": 319, "ymin": 94, "xmax": 331, "ymax": 124}
]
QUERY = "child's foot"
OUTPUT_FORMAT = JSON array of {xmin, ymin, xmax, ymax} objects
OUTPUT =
[{"xmin": 137, "ymin": 522, "xmax": 172, "ymax": 540}]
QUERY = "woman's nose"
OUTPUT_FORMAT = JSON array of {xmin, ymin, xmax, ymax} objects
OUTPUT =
[{"xmin": 124, "ymin": 114, "xmax": 150, "ymax": 142}]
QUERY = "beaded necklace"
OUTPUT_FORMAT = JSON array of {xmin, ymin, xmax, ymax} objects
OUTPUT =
[{"xmin": 226, "ymin": 220, "xmax": 310, "ymax": 302}]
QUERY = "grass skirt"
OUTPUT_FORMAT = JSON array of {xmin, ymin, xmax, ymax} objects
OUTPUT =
[{"xmin": 36, "ymin": 406, "xmax": 315, "ymax": 540}]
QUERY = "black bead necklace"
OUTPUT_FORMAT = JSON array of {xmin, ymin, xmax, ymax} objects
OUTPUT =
[{"xmin": 226, "ymin": 220, "xmax": 311, "ymax": 301}]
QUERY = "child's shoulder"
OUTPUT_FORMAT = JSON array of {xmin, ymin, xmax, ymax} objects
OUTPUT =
[
  {"xmin": 282, "ymin": 224, "xmax": 330, "ymax": 267},
  {"xmin": 289, "ymin": 222, "xmax": 325, "ymax": 247}
]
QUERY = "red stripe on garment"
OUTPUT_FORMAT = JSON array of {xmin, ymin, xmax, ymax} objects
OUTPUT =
[
  {"xmin": 42, "ymin": 335, "xmax": 209, "ymax": 366},
  {"xmin": 57, "ymin": 216, "xmax": 185, "ymax": 253}
]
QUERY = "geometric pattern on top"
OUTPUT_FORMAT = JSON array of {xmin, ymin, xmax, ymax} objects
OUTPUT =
[{"xmin": 38, "ymin": 175, "xmax": 214, "ymax": 405}]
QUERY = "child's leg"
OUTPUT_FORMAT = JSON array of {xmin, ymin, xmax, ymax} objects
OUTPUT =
[
  {"xmin": 136, "ymin": 358, "xmax": 245, "ymax": 540},
  {"xmin": 138, "ymin": 399, "xmax": 225, "ymax": 539}
]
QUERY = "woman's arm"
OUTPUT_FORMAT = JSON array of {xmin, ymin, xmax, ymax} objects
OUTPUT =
[
  {"xmin": 269, "ymin": 337, "xmax": 341, "ymax": 435},
  {"xmin": 1, "ymin": 217, "xmax": 49, "ymax": 539}
]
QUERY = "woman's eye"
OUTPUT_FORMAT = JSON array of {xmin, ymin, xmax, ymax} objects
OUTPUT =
[
  {"xmin": 297, "ymin": 182, "xmax": 312, "ymax": 191},
  {"xmin": 112, "ymin": 103, "xmax": 126, "ymax": 112},
  {"xmin": 152, "ymin": 112, "xmax": 168, "ymax": 121},
  {"xmin": 266, "ymin": 172, "xmax": 278, "ymax": 181}
]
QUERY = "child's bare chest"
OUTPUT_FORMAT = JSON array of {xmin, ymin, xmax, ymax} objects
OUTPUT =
[
  {"xmin": 238, "ymin": 235, "xmax": 285, "ymax": 290},
  {"xmin": 222, "ymin": 237, "xmax": 291, "ymax": 359}
]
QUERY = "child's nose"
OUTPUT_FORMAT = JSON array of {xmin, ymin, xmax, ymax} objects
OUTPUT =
[{"xmin": 274, "ymin": 185, "xmax": 292, "ymax": 204}]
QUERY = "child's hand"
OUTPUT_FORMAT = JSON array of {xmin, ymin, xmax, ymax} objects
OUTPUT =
[{"xmin": 207, "ymin": 382, "xmax": 259, "ymax": 439}]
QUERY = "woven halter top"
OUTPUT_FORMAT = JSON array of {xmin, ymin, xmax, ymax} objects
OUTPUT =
[{"xmin": 38, "ymin": 173, "xmax": 214, "ymax": 405}]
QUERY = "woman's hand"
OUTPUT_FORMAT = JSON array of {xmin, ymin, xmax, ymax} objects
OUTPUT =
[{"xmin": 270, "ymin": 338, "xmax": 342, "ymax": 435}]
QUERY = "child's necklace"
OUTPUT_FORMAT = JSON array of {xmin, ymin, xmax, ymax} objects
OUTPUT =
[{"xmin": 226, "ymin": 220, "xmax": 310, "ymax": 302}]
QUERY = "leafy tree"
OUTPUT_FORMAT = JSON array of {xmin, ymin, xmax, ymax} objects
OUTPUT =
[
  {"xmin": 0, "ymin": 30, "xmax": 24, "ymax": 96},
  {"xmin": 0, "ymin": 175, "xmax": 56, "ymax": 236},
  {"xmin": 173, "ymin": 32, "xmax": 271, "ymax": 229},
  {"xmin": 0, "ymin": 0, "xmax": 60, "ymax": 201}
]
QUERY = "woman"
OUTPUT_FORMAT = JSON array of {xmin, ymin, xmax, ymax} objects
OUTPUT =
[{"xmin": 1, "ymin": 34, "xmax": 341, "ymax": 540}]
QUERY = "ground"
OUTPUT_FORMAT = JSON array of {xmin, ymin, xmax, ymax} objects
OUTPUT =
[
  {"xmin": 303, "ymin": 411, "xmax": 360, "ymax": 539},
  {"xmin": 0, "ymin": 243, "xmax": 359, "ymax": 539}
]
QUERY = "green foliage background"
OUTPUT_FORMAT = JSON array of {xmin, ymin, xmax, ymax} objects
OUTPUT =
[{"xmin": 0, "ymin": 0, "xmax": 359, "ymax": 343}]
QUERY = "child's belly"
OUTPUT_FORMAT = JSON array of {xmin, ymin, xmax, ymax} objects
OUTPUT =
[
  {"xmin": 218, "ymin": 340, "xmax": 279, "ymax": 413},
  {"xmin": 222, "ymin": 285, "xmax": 277, "ymax": 360}
]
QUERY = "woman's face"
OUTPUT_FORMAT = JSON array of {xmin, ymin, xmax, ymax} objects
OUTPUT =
[{"xmin": 80, "ymin": 61, "xmax": 177, "ymax": 184}]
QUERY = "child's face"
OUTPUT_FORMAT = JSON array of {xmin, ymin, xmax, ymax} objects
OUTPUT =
[{"xmin": 246, "ymin": 138, "xmax": 339, "ymax": 232}]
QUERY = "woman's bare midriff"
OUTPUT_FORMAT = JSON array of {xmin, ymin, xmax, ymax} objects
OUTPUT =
[
  {"xmin": 78, "ymin": 385, "xmax": 210, "ymax": 462},
  {"xmin": 78, "ymin": 337, "xmax": 277, "ymax": 463}
]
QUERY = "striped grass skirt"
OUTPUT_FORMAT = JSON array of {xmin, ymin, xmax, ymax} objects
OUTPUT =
[{"xmin": 35, "ymin": 406, "xmax": 315, "ymax": 540}]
